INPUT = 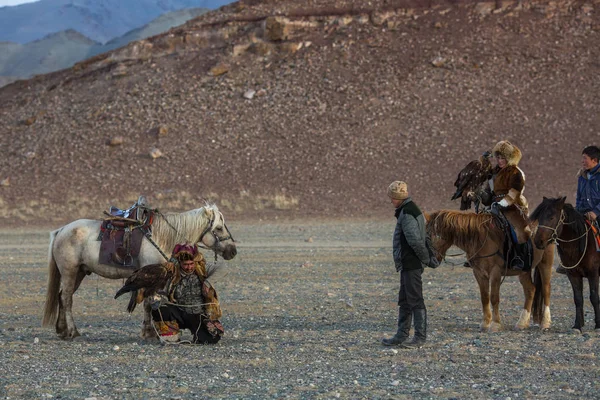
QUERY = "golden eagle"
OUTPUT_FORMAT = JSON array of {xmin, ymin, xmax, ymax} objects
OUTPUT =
[
  {"xmin": 451, "ymin": 151, "xmax": 493, "ymax": 212},
  {"xmin": 114, "ymin": 262, "xmax": 176, "ymax": 312}
]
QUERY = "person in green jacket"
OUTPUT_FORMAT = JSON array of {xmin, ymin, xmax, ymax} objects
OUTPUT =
[{"xmin": 382, "ymin": 181, "xmax": 432, "ymax": 349}]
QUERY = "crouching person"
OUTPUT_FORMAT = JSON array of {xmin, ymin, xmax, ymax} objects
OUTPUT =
[
  {"xmin": 382, "ymin": 181, "xmax": 433, "ymax": 349},
  {"xmin": 152, "ymin": 243, "xmax": 223, "ymax": 344}
]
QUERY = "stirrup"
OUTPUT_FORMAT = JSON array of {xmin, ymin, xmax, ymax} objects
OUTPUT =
[{"xmin": 510, "ymin": 257, "xmax": 525, "ymax": 271}]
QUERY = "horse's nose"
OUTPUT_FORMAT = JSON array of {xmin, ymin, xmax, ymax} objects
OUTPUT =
[{"xmin": 222, "ymin": 245, "xmax": 237, "ymax": 260}]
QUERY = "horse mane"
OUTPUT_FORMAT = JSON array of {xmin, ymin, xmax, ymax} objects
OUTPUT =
[
  {"xmin": 150, "ymin": 203, "xmax": 218, "ymax": 252},
  {"xmin": 427, "ymin": 209, "xmax": 496, "ymax": 252},
  {"xmin": 531, "ymin": 197, "xmax": 587, "ymax": 254}
]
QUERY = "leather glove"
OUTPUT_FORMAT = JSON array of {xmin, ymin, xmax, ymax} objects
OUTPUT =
[{"xmin": 150, "ymin": 294, "xmax": 168, "ymax": 310}]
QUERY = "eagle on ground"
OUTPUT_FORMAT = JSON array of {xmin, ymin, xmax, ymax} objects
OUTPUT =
[
  {"xmin": 114, "ymin": 261, "xmax": 176, "ymax": 312},
  {"xmin": 451, "ymin": 151, "xmax": 493, "ymax": 213}
]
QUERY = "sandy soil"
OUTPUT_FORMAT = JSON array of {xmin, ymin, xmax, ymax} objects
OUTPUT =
[{"xmin": 0, "ymin": 221, "xmax": 599, "ymax": 399}]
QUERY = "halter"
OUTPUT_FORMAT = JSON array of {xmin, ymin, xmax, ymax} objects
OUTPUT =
[
  {"xmin": 536, "ymin": 209, "xmax": 566, "ymax": 244},
  {"xmin": 197, "ymin": 210, "xmax": 235, "ymax": 259},
  {"xmin": 537, "ymin": 208, "xmax": 590, "ymax": 269}
]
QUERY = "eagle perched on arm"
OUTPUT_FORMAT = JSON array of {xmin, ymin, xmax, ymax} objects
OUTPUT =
[
  {"xmin": 451, "ymin": 151, "xmax": 493, "ymax": 213},
  {"xmin": 114, "ymin": 261, "xmax": 176, "ymax": 312}
]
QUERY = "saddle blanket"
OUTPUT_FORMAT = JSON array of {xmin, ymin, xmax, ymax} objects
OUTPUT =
[
  {"xmin": 99, "ymin": 221, "xmax": 145, "ymax": 268},
  {"xmin": 584, "ymin": 220, "xmax": 600, "ymax": 252}
]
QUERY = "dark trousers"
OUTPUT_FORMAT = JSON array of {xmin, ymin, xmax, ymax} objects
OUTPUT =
[
  {"xmin": 152, "ymin": 305, "xmax": 220, "ymax": 344},
  {"xmin": 398, "ymin": 268, "xmax": 425, "ymax": 312}
]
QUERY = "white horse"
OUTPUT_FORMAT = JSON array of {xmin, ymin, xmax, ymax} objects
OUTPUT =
[{"xmin": 42, "ymin": 203, "xmax": 237, "ymax": 340}]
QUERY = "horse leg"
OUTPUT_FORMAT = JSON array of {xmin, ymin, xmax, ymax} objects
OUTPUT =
[
  {"xmin": 568, "ymin": 273, "xmax": 585, "ymax": 333},
  {"xmin": 57, "ymin": 268, "xmax": 87, "ymax": 339},
  {"xmin": 141, "ymin": 298, "xmax": 158, "ymax": 341},
  {"xmin": 488, "ymin": 268, "xmax": 503, "ymax": 332},
  {"xmin": 588, "ymin": 273, "xmax": 600, "ymax": 330},
  {"xmin": 538, "ymin": 247, "xmax": 554, "ymax": 330},
  {"xmin": 515, "ymin": 271, "xmax": 535, "ymax": 330},
  {"xmin": 472, "ymin": 268, "xmax": 492, "ymax": 331}
]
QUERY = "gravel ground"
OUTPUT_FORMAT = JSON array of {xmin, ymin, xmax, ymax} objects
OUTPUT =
[{"xmin": 1, "ymin": 221, "xmax": 599, "ymax": 399}]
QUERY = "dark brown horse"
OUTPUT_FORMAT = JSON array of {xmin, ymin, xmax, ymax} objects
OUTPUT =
[
  {"xmin": 531, "ymin": 196, "xmax": 600, "ymax": 332},
  {"xmin": 426, "ymin": 209, "xmax": 555, "ymax": 332}
]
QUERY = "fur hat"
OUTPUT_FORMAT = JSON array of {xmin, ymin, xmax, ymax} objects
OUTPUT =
[
  {"xmin": 387, "ymin": 181, "xmax": 408, "ymax": 200},
  {"xmin": 492, "ymin": 141, "xmax": 522, "ymax": 166},
  {"xmin": 173, "ymin": 243, "xmax": 197, "ymax": 260}
]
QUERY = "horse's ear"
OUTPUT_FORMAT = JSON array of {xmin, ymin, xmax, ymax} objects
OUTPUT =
[
  {"xmin": 543, "ymin": 196, "xmax": 548, "ymax": 201},
  {"xmin": 423, "ymin": 211, "xmax": 430, "ymax": 222},
  {"xmin": 560, "ymin": 196, "xmax": 567, "ymax": 203}
]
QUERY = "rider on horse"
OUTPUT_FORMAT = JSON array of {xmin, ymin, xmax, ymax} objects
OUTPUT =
[{"xmin": 488, "ymin": 140, "xmax": 532, "ymax": 270}]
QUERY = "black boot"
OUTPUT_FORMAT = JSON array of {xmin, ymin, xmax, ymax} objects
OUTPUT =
[
  {"xmin": 555, "ymin": 265, "xmax": 567, "ymax": 275},
  {"xmin": 402, "ymin": 309, "xmax": 427, "ymax": 349},
  {"xmin": 510, "ymin": 242, "xmax": 531, "ymax": 271},
  {"xmin": 382, "ymin": 308, "xmax": 411, "ymax": 346}
]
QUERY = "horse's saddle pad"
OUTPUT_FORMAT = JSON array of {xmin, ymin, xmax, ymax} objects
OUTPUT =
[
  {"xmin": 98, "ymin": 221, "xmax": 146, "ymax": 268},
  {"xmin": 584, "ymin": 220, "xmax": 600, "ymax": 252}
]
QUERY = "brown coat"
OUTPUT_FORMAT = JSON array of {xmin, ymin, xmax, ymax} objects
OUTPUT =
[
  {"xmin": 491, "ymin": 165, "xmax": 528, "ymax": 212},
  {"xmin": 490, "ymin": 140, "xmax": 530, "ymax": 243}
]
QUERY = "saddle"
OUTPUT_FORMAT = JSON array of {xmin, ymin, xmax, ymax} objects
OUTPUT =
[
  {"xmin": 98, "ymin": 196, "xmax": 155, "ymax": 267},
  {"xmin": 490, "ymin": 206, "xmax": 533, "ymax": 272}
]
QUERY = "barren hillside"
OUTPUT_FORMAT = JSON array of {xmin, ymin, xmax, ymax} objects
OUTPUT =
[{"xmin": 0, "ymin": 0, "xmax": 599, "ymax": 225}]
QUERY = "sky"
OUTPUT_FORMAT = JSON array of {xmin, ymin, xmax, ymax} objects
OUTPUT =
[{"xmin": 0, "ymin": 0, "xmax": 39, "ymax": 6}]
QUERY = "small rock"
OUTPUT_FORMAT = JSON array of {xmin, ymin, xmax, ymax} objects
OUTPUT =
[
  {"xmin": 305, "ymin": 237, "xmax": 313, "ymax": 243},
  {"xmin": 209, "ymin": 63, "xmax": 229, "ymax": 76},
  {"xmin": 33, "ymin": 337, "xmax": 39, "ymax": 344},
  {"xmin": 113, "ymin": 345, "xmax": 120, "ymax": 351},
  {"xmin": 431, "ymin": 56, "xmax": 447, "ymax": 67},
  {"xmin": 391, "ymin": 380, "xmax": 400, "ymax": 386},
  {"xmin": 108, "ymin": 136, "xmax": 124, "ymax": 146},
  {"xmin": 25, "ymin": 151, "xmax": 36, "ymax": 160},
  {"xmin": 149, "ymin": 148, "xmax": 163, "ymax": 159},
  {"xmin": 0, "ymin": 177, "xmax": 9, "ymax": 187},
  {"xmin": 243, "ymin": 90, "xmax": 256, "ymax": 100}
]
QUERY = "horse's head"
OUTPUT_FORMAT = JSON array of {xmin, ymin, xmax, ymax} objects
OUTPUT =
[
  {"xmin": 198, "ymin": 205, "xmax": 237, "ymax": 260},
  {"xmin": 426, "ymin": 211, "xmax": 453, "ymax": 263},
  {"xmin": 530, "ymin": 196, "xmax": 567, "ymax": 250}
]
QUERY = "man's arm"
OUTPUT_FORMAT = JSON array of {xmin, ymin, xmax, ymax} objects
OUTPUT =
[{"xmin": 401, "ymin": 216, "xmax": 429, "ymax": 264}]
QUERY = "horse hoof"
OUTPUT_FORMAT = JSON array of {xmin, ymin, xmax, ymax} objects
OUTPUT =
[
  {"xmin": 488, "ymin": 322, "xmax": 502, "ymax": 333},
  {"xmin": 571, "ymin": 328, "xmax": 583, "ymax": 334},
  {"xmin": 514, "ymin": 323, "xmax": 529, "ymax": 331}
]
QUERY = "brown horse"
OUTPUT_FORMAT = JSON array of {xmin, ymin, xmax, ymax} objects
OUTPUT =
[
  {"xmin": 426, "ymin": 209, "xmax": 555, "ymax": 332},
  {"xmin": 531, "ymin": 196, "xmax": 600, "ymax": 332}
]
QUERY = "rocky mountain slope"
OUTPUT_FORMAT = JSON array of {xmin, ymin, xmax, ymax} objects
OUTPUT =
[{"xmin": 0, "ymin": 0, "xmax": 598, "ymax": 225}]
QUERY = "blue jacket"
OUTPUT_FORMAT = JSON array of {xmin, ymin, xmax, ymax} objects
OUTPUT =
[
  {"xmin": 392, "ymin": 197, "xmax": 429, "ymax": 272},
  {"xmin": 576, "ymin": 163, "xmax": 600, "ymax": 216}
]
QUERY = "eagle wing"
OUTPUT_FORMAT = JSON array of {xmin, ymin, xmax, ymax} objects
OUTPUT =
[
  {"xmin": 451, "ymin": 152, "xmax": 492, "ymax": 210},
  {"xmin": 114, "ymin": 262, "xmax": 175, "ymax": 313}
]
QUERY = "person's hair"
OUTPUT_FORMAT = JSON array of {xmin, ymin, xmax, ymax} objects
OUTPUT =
[
  {"xmin": 177, "ymin": 252, "xmax": 194, "ymax": 261},
  {"xmin": 582, "ymin": 146, "xmax": 600, "ymax": 163}
]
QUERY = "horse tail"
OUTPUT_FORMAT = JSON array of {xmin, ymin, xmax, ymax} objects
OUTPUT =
[
  {"xmin": 531, "ymin": 266, "xmax": 544, "ymax": 325},
  {"xmin": 42, "ymin": 229, "xmax": 61, "ymax": 327}
]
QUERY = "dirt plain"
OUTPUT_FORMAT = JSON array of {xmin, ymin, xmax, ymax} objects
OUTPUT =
[{"xmin": 1, "ymin": 221, "xmax": 600, "ymax": 399}]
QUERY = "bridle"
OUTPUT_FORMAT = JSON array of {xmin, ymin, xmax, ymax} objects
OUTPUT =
[
  {"xmin": 536, "ymin": 209, "xmax": 566, "ymax": 244},
  {"xmin": 197, "ymin": 210, "xmax": 235, "ymax": 256},
  {"xmin": 536, "ymin": 208, "xmax": 590, "ymax": 269}
]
